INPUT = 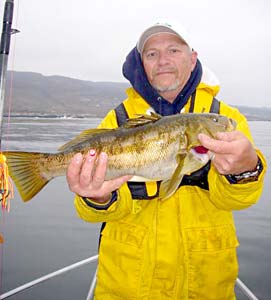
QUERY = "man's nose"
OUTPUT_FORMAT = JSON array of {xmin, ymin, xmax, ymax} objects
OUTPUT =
[{"xmin": 157, "ymin": 51, "xmax": 170, "ymax": 65}]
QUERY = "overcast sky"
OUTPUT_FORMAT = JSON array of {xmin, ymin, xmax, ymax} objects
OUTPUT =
[{"xmin": 1, "ymin": 0, "xmax": 270, "ymax": 107}]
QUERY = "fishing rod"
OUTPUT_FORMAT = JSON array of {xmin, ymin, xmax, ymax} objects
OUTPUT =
[
  {"xmin": 0, "ymin": 0, "xmax": 18, "ymax": 209},
  {"xmin": 0, "ymin": 0, "xmax": 19, "ymax": 145}
]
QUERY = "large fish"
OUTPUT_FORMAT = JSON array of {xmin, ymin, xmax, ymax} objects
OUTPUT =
[{"xmin": 4, "ymin": 113, "xmax": 235, "ymax": 202}]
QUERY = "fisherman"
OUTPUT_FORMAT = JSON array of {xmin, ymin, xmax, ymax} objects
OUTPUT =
[{"xmin": 66, "ymin": 21, "xmax": 266, "ymax": 300}]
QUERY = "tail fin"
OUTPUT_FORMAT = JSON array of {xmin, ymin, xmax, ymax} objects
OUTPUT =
[{"xmin": 4, "ymin": 151, "xmax": 52, "ymax": 202}]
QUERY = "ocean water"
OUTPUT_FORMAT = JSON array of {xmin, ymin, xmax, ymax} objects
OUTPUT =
[{"xmin": 0, "ymin": 117, "xmax": 270, "ymax": 300}]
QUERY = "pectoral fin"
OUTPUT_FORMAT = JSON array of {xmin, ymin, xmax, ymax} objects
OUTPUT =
[
  {"xmin": 158, "ymin": 146, "xmax": 210, "ymax": 200},
  {"xmin": 159, "ymin": 154, "xmax": 185, "ymax": 201},
  {"xmin": 181, "ymin": 150, "xmax": 209, "ymax": 175}
]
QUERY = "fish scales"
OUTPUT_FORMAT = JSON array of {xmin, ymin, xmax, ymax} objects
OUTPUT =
[{"xmin": 104, "ymin": 124, "xmax": 181, "ymax": 177}]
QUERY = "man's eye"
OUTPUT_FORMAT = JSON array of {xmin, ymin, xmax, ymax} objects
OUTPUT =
[
  {"xmin": 169, "ymin": 48, "xmax": 178, "ymax": 54},
  {"xmin": 146, "ymin": 51, "xmax": 157, "ymax": 59}
]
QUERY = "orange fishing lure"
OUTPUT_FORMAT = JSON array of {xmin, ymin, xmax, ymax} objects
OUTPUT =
[
  {"xmin": 0, "ymin": 153, "xmax": 13, "ymax": 211},
  {"xmin": 0, "ymin": 153, "xmax": 13, "ymax": 243}
]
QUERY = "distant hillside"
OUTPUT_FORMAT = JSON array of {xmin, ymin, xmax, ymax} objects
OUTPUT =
[
  {"xmin": 4, "ymin": 71, "xmax": 129, "ymax": 117},
  {"xmin": 232, "ymin": 106, "xmax": 271, "ymax": 121},
  {"xmin": 4, "ymin": 71, "xmax": 271, "ymax": 120}
]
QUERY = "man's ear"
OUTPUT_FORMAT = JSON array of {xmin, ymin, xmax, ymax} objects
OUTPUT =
[{"xmin": 191, "ymin": 50, "xmax": 198, "ymax": 71}]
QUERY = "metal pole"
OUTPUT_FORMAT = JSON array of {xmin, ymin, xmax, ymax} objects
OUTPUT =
[
  {"xmin": 0, "ymin": 255, "xmax": 98, "ymax": 299},
  {"xmin": 236, "ymin": 278, "xmax": 259, "ymax": 300},
  {"xmin": 0, "ymin": 254, "xmax": 259, "ymax": 300},
  {"xmin": 86, "ymin": 267, "xmax": 97, "ymax": 300}
]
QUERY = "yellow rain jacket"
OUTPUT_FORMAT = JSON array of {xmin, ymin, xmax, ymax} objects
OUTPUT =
[{"xmin": 74, "ymin": 78, "xmax": 266, "ymax": 300}]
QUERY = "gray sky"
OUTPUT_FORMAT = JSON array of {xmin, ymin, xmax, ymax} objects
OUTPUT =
[{"xmin": 2, "ymin": 0, "xmax": 270, "ymax": 107}]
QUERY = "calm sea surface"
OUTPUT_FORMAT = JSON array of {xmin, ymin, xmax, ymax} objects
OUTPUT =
[{"xmin": 0, "ymin": 117, "xmax": 270, "ymax": 300}]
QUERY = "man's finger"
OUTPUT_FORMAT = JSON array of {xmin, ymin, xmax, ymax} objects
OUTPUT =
[
  {"xmin": 79, "ymin": 149, "xmax": 97, "ymax": 187},
  {"xmin": 101, "ymin": 175, "xmax": 132, "ymax": 195},
  {"xmin": 66, "ymin": 153, "xmax": 83, "ymax": 187},
  {"xmin": 198, "ymin": 133, "xmax": 230, "ymax": 154},
  {"xmin": 110, "ymin": 175, "xmax": 132, "ymax": 191},
  {"xmin": 216, "ymin": 130, "xmax": 243, "ymax": 142},
  {"xmin": 92, "ymin": 152, "xmax": 108, "ymax": 188}
]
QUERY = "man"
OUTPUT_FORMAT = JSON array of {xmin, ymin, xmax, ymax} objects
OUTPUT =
[{"xmin": 66, "ymin": 21, "xmax": 266, "ymax": 300}]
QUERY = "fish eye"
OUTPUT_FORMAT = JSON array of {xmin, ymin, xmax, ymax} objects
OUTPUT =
[{"xmin": 212, "ymin": 117, "xmax": 218, "ymax": 122}]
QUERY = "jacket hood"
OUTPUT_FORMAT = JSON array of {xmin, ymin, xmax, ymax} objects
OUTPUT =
[{"xmin": 198, "ymin": 65, "xmax": 220, "ymax": 97}]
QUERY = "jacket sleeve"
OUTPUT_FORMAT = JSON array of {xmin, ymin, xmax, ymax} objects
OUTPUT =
[
  {"xmin": 74, "ymin": 182, "xmax": 134, "ymax": 222},
  {"xmin": 208, "ymin": 150, "xmax": 266, "ymax": 211},
  {"xmin": 208, "ymin": 103, "xmax": 267, "ymax": 210}
]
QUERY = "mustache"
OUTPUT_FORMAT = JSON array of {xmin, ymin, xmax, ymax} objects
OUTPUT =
[{"xmin": 152, "ymin": 67, "xmax": 177, "ymax": 76}]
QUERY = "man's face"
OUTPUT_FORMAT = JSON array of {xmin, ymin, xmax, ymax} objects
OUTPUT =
[{"xmin": 142, "ymin": 33, "xmax": 197, "ymax": 100}]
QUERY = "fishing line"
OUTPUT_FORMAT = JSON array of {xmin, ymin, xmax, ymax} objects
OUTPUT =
[{"xmin": 0, "ymin": 0, "xmax": 20, "ymax": 294}]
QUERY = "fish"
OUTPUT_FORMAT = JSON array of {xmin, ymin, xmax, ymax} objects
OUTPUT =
[{"xmin": 3, "ymin": 113, "xmax": 236, "ymax": 202}]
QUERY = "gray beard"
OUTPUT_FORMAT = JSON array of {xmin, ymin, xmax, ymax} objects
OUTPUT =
[{"xmin": 153, "ymin": 80, "xmax": 181, "ymax": 93}]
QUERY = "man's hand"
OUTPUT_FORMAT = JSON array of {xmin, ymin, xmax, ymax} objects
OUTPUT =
[
  {"xmin": 66, "ymin": 149, "xmax": 131, "ymax": 203},
  {"xmin": 198, "ymin": 130, "xmax": 258, "ymax": 175}
]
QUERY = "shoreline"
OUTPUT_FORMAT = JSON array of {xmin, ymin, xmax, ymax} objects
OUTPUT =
[{"xmin": 4, "ymin": 113, "xmax": 271, "ymax": 122}]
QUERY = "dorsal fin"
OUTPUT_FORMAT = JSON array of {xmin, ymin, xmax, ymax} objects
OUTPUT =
[
  {"xmin": 58, "ymin": 128, "xmax": 109, "ymax": 151},
  {"xmin": 58, "ymin": 112, "xmax": 162, "ymax": 151},
  {"xmin": 123, "ymin": 112, "xmax": 162, "ymax": 128}
]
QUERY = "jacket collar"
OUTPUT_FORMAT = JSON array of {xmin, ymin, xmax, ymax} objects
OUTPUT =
[{"xmin": 122, "ymin": 47, "xmax": 202, "ymax": 116}]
